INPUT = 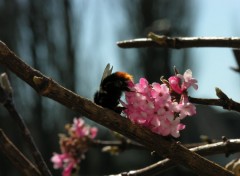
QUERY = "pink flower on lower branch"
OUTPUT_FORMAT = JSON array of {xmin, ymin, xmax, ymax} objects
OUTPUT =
[
  {"xmin": 71, "ymin": 118, "xmax": 98, "ymax": 139},
  {"xmin": 51, "ymin": 153, "xmax": 79, "ymax": 176},
  {"xmin": 51, "ymin": 117, "xmax": 98, "ymax": 176},
  {"xmin": 122, "ymin": 69, "xmax": 198, "ymax": 138},
  {"xmin": 51, "ymin": 153, "xmax": 68, "ymax": 169}
]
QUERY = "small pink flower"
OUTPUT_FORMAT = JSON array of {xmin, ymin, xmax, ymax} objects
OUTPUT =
[
  {"xmin": 180, "ymin": 69, "xmax": 198, "ymax": 90},
  {"xmin": 51, "ymin": 153, "xmax": 68, "ymax": 169},
  {"xmin": 51, "ymin": 152, "xmax": 79, "ymax": 176},
  {"xmin": 90, "ymin": 127, "xmax": 98, "ymax": 139},
  {"xmin": 170, "ymin": 122, "xmax": 186, "ymax": 138},
  {"xmin": 71, "ymin": 118, "xmax": 86, "ymax": 137},
  {"xmin": 169, "ymin": 69, "xmax": 198, "ymax": 94},
  {"xmin": 71, "ymin": 118, "xmax": 98, "ymax": 139},
  {"xmin": 177, "ymin": 94, "xmax": 196, "ymax": 119},
  {"xmin": 168, "ymin": 76, "xmax": 182, "ymax": 94},
  {"xmin": 151, "ymin": 83, "xmax": 171, "ymax": 105},
  {"xmin": 62, "ymin": 159, "xmax": 77, "ymax": 176}
]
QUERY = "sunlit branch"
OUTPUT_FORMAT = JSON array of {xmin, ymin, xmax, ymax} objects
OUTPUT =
[{"xmin": 117, "ymin": 32, "xmax": 240, "ymax": 49}]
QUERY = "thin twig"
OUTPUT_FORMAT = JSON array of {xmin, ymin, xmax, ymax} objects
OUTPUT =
[
  {"xmin": 92, "ymin": 139, "xmax": 145, "ymax": 151},
  {"xmin": 0, "ymin": 73, "xmax": 52, "ymax": 176},
  {"xmin": 0, "ymin": 41, "xmax": 233, "ymax": 176},
  {"xmin": 92, "ymin": 140, "xmax": 212, "ymax": 151},
  {"xmin": 0, "ymin": 129, "xmax": 41, "ymax": 176},
  {"xmin": 3, "ymin": 101, "xmax": 52, "ymax": 176},
  {"xmin": 189, "ymin": 97, "xmax": 240, "ymax": 111},
  {"xmin": 117, "ymin": 33, "xmax": 240, "ymax": 49},
  {"xmin": 189, "ymin": 88, "xmax": 240, "ymax": 112},
  {"xmin": 113, "ymin": 139, "xmax": 240, "ymax": 176}
]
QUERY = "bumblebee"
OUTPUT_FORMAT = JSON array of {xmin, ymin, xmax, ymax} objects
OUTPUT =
[{"xmin": 94, "ymin": 64, "xmax": 133, "ymax": 113}]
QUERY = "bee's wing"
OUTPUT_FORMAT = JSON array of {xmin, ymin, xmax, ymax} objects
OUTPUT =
[{"xmin": 101, "ymin": 63, "xmax": 113, "ymax": 83}]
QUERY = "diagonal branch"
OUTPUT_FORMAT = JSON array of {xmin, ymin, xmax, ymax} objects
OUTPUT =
[
  {"xmin": 0, "ymin": 41, "xmax": 233, "ymax": 176},
  {"xmin": 117, "ymin": 33, "xmax": 240, "ymax": 49}
]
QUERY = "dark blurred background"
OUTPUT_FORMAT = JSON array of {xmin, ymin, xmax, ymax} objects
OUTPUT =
[{"xmin": 0, "ymin": 0, "xmax": 240, "ymax": 176}]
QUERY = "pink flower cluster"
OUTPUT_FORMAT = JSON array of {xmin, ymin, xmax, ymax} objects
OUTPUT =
[
  {"xmin": 51, "ymin": 118, "xmax": 98, "ymax": 176},
  {"xmin": 122, "ymin": 69, "xmax": 198, "ymax": 138},
  {"xmin": 71, "ymin": 118, "xmax": 98, "ymax": 139}
]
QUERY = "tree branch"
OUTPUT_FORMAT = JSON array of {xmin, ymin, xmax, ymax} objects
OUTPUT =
[
  {"xmin": 0, "ymin": 129, "xmax": 41, "ymax": 176},
  {"xmin": 117, "ymin": 33, "xmax": 240, "ymax": 49},
  {"xmin": 189, "ymin": 87, "xmax": 240, "ymax": 112},
  {"xmin": 0, "ymin": 41, "xmax": 233, "ymax": 176},
  {"xmin": 113, "ymin": 139, "xmax": 240, "ymax": 176}
]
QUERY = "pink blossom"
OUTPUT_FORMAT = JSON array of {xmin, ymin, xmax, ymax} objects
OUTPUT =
[
  {"xmin": 71, "ymin": 118, "xmax": 86, "ymax": 137},
  {"xmin": 62, "ymin": 159, "xmax": 77, "ymax": 176},
  {"xmin": 169, "ymin": 69, "xmax": 198, "ymax": 94},
  {"xmin": 180, "ymin": 69, "xmax": 198, "ymax": 90},
  {"xmin": 151, "ymin": 83, "xmax": 171, "ymax": 105},
  {"xmin": 71, "ymin": 118, "xmax": 98, "ymax": 138},
  {"xmin": 177, "ymin": 94, "xmax": 196, "ymax": 119},
  {"xmin": 90, "ymin": 127, "xmax": 98, "ymax": 139},
  {"xmin": 51, "ymin": 153, "xmax": 78, "ymax": 176},
  {"xmin": 123, "ymin": 69, "xmax": 198, "ymax": 138},
  {"xmin": 168, "ymin": 76, "xmax": 182, "ymax": 94},
  {"xmin": 51, "ymin": 118, "xmax": 98, "ymax": 175},
  {"xmin": 124, "ymin": 78, "xmax": 183, "ymax": 137},
  {"xmin": 51, "ymin": 153, "xmax": 67, "ymax": 169}
]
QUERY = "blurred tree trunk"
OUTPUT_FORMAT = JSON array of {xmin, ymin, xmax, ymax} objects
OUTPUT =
[
  {"xmin": 0, "ymin": 0, "xmax": 78, "ymax": 175},
  {"xmin": 139, "ymin": 1, "xmax": 171, "ymax": 81},
  {"xmin": 124, "ymin": 0, "xmax": 192, "ymax": 82},
  {"xmin": 63, "ymin": 0, "xmax": 75, "ymax": 91},
  {"xmin": 0, "ymin": 1, "xmax": 21, "ymax": 175}
]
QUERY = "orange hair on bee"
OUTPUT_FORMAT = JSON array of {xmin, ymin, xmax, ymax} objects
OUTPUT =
[{"xmin": 115, "ymin": 72, "xmax": 133, "ymax": 81}]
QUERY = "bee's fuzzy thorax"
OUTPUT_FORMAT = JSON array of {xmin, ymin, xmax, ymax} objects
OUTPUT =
[{"xmin": 115, "ymin": 72, "xmax": 133, "ymax": 81}]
